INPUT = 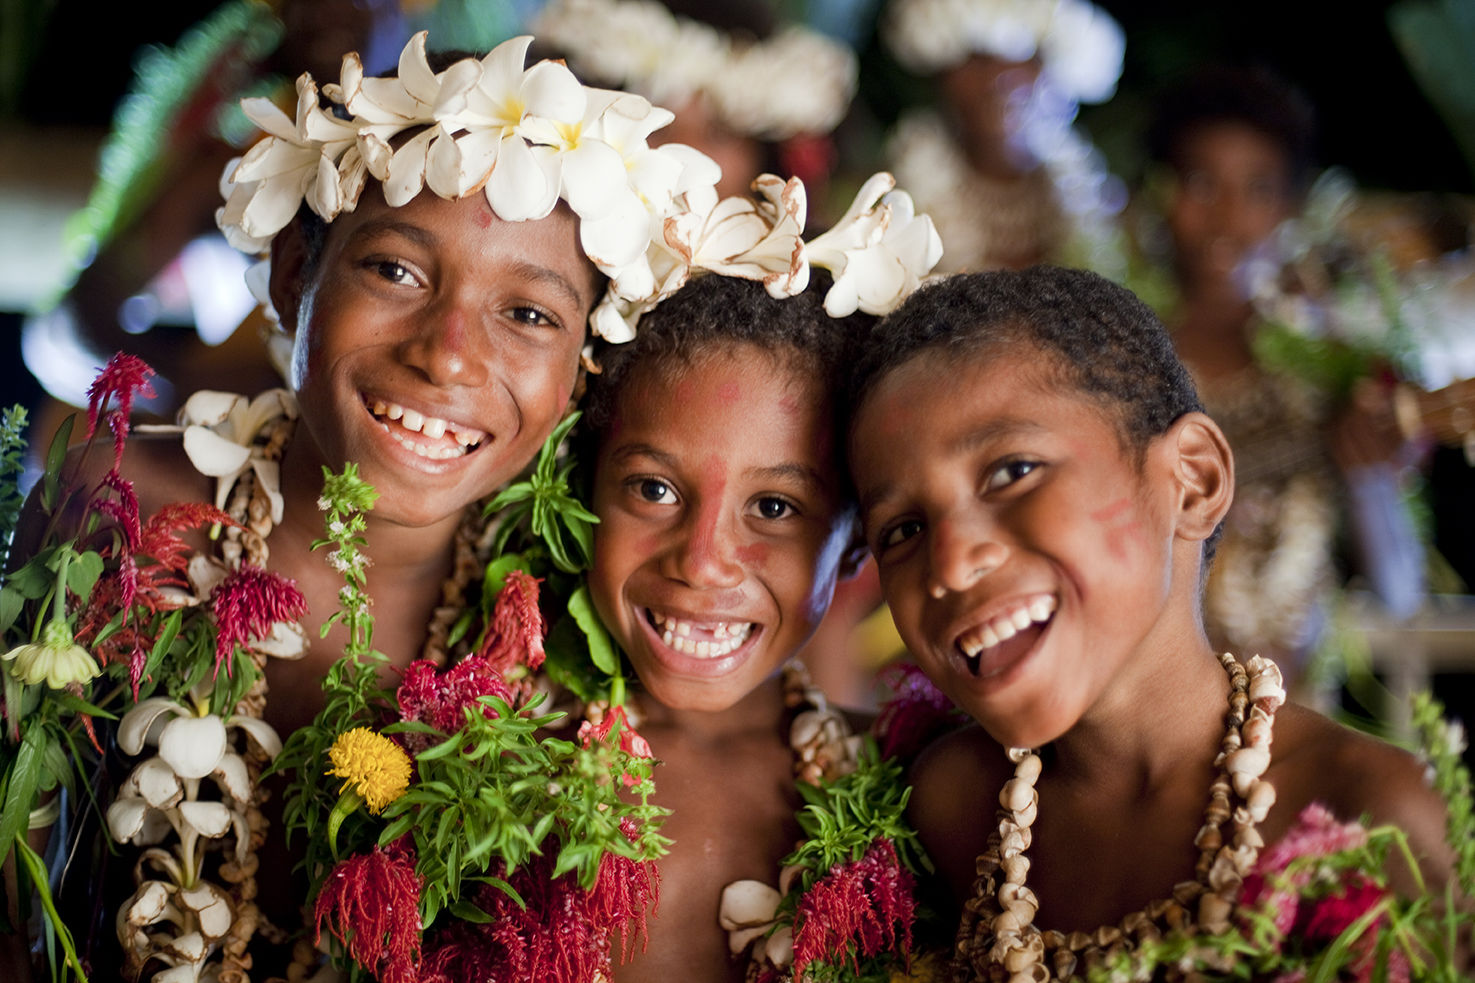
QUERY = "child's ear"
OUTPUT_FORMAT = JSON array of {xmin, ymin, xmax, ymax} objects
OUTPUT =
[
  {"xmin": 268, "ymin": 217, "xmax": 311, "ymax": 333},
  {"xmin": 1166, "ymin": 411, "xmax": 1234, "ymax": 541}
]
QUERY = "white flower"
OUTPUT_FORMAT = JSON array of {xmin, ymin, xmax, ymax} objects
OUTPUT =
[
  {"xmin": 136, "ymin": 389, "xmax": 297, "ymax": 525},
  {"xmin": 807, "ymin": 172, "xmax": 944, "ymax": 316},
  {"xmin": 2, "ymin": 623, "xmax": 99, "ymax": 689},
  {"xmin": 885, "ymin": 0, "xmax": 1124, "ymax": 105},
  {"xmin": 668, "ymin": 176, "xmax": 809, "ymax": 298}
]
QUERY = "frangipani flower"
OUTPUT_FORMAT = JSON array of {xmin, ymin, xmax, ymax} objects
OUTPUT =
[
  {"xmin": 668, "ymin": 176, "xmax": 809, "ymax": 299},
  {"xmin": 138, "ymin": 388, "xmax": 297, "ymax": 524},
  {"xmin": 806, "ymin": 172, "xmax": 944, "ymax": 317},
  {"xmin": 2, "ymin": 621, "xmax": 100, "ymax": 688},
  {"xmin": 118, "ymin": 695, "xmax": 282, "ymax": 781}
]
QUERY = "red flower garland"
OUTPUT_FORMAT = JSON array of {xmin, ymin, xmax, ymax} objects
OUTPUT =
[
  {"xmin": 314, "ymin": 841, "xmax": 424, "ymax": 983},
  {"xmin": 792, "ymin": 837, "xmax": 915, "ymax": 980}
]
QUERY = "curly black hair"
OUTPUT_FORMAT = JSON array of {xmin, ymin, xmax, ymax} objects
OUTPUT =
[
  {"xmin": 847, "ymin": 266, "xmax": 1223, "ymax": 559},
  {"xmin": 1146, "ymin": 64, "xmax": 1317, "ymax": 193},
  {"xmin": 582, "ymin": 271, "xmax": 871, "ymax": 502}
]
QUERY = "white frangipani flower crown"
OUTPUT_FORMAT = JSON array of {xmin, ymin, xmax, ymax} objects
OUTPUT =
[
  {"xmin": 217, "ymin": 32, "xmax": 940, "ymax": 347},
  {"xmin": 535, "ymin": 0, "xmax": 858, "ymax": 141},
  {"xmin": 885, "ymin": 0, "xmax": 1125, "ymax": 105}
]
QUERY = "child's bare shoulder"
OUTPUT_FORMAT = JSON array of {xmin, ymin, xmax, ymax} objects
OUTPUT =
[
  {"xmin": 116, "ymin": 433, "xmax": 213, "ymax": 515},
  {"xmin": 908, "ymin": 724, "xmax": 1012, "ymax": 896},
  {"xmin": 1272, "ymin": 703, "xmax": 1449, "ymax": 865}
]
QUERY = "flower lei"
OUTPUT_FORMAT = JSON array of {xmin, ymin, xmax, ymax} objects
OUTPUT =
[
  {"xmin": 1, "ymin": 355, "xmax": 310, "ymax": 983},
  {"xmin": 718, "ymin": 665, "xmax": 937, "ymax": 983},
  {"xmin": 883, "ymin": 0, "xmax": 1125, "ymax": 105},
  {"xmin": 534, "ymin": 0, "xmax": 859, "ymax": 141},
  {"xmin": 215, "ymin": 31, "xmax": 942, "ymax": 349},
  {"xmin": 274, "ymin": 445, "xmax": 667, "ymax": 983}
]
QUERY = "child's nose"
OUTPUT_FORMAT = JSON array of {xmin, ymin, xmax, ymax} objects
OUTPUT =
[
  {"xmin": 669, "ymin": 502, "xmax": 745, "ymax": 590},
  {"xmin": 399, "ymin": 298, "xmax": 490, "ymax": 388},
  {"xmin": 927, "ymin": 514, "xmax": 1007, "ymax": 598}
]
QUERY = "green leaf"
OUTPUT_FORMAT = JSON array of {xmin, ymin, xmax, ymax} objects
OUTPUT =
[
  {"xmin": 327, "ymin": 788, "xmax": 362, "ymax": 858},
  {"xmin": 0, "ymin": 723, "xmax": 47, "ymax": 868},
  {"xmin": 66, "ymin": 550, "xmax": 105, "ymax": 602},
  {"xmin": 482, "ymin": 553, "xmax": 530, "ymax": 601},
  {"xmin": 0, "ymin": 585, "xmax": 22, "ymax": 635},
  {"xmin": 567, "ymin": 585, "xmax": 617, "ymax": 675},
  {"xmin": 40, "ymin": 415, "xmax": 75, "ymax": 512},
  {"xmin": 448, "ymin": 899, "xmax": 496, "ymax": 923}
]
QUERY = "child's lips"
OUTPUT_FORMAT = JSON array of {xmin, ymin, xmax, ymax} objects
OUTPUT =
[{"xmin": 952, "ymin": 593, "xmax": 1056, "ymax": 678}]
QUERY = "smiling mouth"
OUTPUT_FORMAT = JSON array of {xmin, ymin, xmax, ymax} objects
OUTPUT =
[
  {"xmin": 645, "ymin": 609, "xmax": 755, "ymax": 659},
  {"xmin": 954, "ymin": 594, "xmax": 1056, "ymax": 677},
  {"xmin": 366, "ymin": 397, "xmax": 487, "ymax": 461}
]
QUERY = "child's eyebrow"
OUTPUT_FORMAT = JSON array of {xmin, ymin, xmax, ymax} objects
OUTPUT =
[
  {"xmin": 946, "ymin": 417, "xmax": 1046, "ymax": 457},
  {"xmin": 746, "ymin": 462, "xmax": 826, "ymax": 494}
]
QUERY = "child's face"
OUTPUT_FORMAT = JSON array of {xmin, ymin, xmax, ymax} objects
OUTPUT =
[
  {"xmin": 1168, "ymin": 121, "xmax": 1296, "ymax": 295},
  {"xmin": 850, "ymin": 346, "xmax": 1181, "ymax": 749},
  {"xmin": 589, "ymin": 346, "xmax": 854, "ymax": 713},
  {"xmin": 284, "ymin": 188, "xmax": 595, "ymax": 528}
]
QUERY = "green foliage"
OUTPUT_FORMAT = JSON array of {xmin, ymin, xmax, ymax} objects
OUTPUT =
[
  {"xmin": 0, "ymin": 405, "xmax": 28, "ymax": 570},
  {"xmin": 485, "ymin": 412, "xmax": 600, "ymax": 575},
  {"xmin": 1412, "ymin": 692, "xmax": 1475, "ymax": 896},
  {"xmin": 783, "ymin": 738, "xmax": 929, "ymax": 893}
]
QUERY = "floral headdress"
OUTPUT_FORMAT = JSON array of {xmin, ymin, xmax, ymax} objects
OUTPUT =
[
  {"xmin": 884, "ymin": 0, "xmax": 1126, "ymax": 104},
  {"xmin": 218, "ymin": 30, "xmax": 935, "ymax": 354},
  {"xmin": 534, "ymin": 0, "xmax": 858, "ymax": 142}
]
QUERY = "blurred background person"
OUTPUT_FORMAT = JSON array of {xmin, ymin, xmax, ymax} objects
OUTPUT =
[{"xmin": 880, "ymin": 0, "xmax": 1128, "ymax": 274}]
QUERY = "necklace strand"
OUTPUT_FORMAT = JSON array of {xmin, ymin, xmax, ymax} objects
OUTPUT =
[{"xmin": 954, "ymin": 653, "xmax": 1286, "ymax": 981}]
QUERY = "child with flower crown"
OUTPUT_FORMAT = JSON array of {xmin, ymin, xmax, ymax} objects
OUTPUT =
[
  {"xmin": 3, "ymin": 29, "xmax": 735, "ymax": 983},
  {"xmin": 845, "ymin": 267, "xmax": 1458, "ymax": 981},
  {"xmin": 575, "ymin": 170, "xmax": 943, "ymax": 982}
]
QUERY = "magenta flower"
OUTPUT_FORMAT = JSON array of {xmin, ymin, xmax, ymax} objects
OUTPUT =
[
  {"xmin": 396, "ymin": 656, "xmax": 514, "ymax": 753},
  {"xmin": 314, "ymin": 841, "xmax": 423, "ymax": 983},
  {"xmin": 209, "ymin": 564, "xmax": 308, "ymax": 678},
  {"xmin": 476, "ymin": 570, "xmax": 546, "ymax": 675},
  {"xmin": 85, "ymin": 353, "xmax": 156, "ymax": 467}
]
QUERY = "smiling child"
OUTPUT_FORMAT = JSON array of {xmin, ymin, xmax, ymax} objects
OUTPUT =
[
  {"xmin": 846, "ymin": 267, "xmax": 1451, "ymax": 980},
  {"xmin": 579, "ymin": 171, "xmax": 942, "ymax": 980},
  {"xmin": 5, "ymin": 31, "xmax": 729, "ymax": 983}
]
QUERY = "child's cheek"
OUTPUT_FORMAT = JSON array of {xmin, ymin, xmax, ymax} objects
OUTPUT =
[
  {"xmin": 737, "ymin": 543, "xmax": 770, "ymax": 566},
  {"xmin": 1089, "ymin": 497, "xmax": 1147, "ymax": 561}
]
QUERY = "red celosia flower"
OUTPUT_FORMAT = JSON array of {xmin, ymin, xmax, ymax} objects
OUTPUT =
[
  {"xmin": 85, "ymin": 353, "xmax": 156, "ymax": 467},
  {"xmin": 396, "ymin": 656, "xmax": 515, "ymax": 753},
  {"xmin": 792, "ymin": 837, "xmax": 915, "ymax": 981},
  {"xmin": 210, "ymin": 564, "xmax": 308, "ymax": 678},
  {"xmin": 873, "ymin": 663, "xmax": 970, "ymax": 762},
  {"xmin": 577, "ymin": 705, "xmax": 653, "ymax": 787},
  {"xmin": 476, "ymin": 570, "xmax": 546, "ymax": 675},
  {"xmin": 419, "ymin": 841, "xmax": 659, "ymax": 983},
  {"xmin": 136, "ymin": 502, "xmax": 238, "ymax": 593},
  {"xmin": 86, "ymin": 469, "xmax": 142, "ymax": 552},
  {"xmin": 314, "ymin": 841, "xmax": 423, "ymax": 983},
  {"xmin": 594, "ymin": 818, "xmax": 661, "ymax": 962}
]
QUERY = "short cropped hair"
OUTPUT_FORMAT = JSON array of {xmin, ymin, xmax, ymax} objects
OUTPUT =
[
  {"xmin": 583, "ymin": 272, "xmax": 871, "ymax": 503},
  {"xmin": 1147, "ymin": 65, "xmax": 1317, "ymax": 193}
]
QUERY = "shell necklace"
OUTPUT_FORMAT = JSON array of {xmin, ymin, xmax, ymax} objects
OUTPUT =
[{"xmin": 954, "ymin": 652, "xmax": 1286, "ymax": 982}]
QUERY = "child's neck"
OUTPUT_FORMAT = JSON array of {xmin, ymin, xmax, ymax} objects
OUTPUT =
[
  {"xmin": 1049, "ymin": 636, "xmax": 1231, "ymax": 797},
  {"xmin": 636, "ymin": 673, "xmax": 790, "ymax": 745}
]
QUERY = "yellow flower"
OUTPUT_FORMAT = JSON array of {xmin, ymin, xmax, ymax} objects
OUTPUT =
[
  {"xmin": 326, "ymin": 727, "xmax": 411, "ymax": 814},
  {"xmin": 2, "ymin": 622, "xmax": 100, "ymax": 688}
]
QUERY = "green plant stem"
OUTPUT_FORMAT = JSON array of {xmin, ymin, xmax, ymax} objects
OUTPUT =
[{"xmin": 13, "ymin": 834, "xmax": 87, "ymax": 982}]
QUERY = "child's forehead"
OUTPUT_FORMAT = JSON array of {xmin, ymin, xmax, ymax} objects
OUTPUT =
[{"xmin": 621, "ymin": 342, "xmax": 828, "ymax": 405}]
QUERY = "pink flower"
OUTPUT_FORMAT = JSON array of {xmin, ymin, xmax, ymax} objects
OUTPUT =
[
  {"xmin": 85, "ymin": 353, "xmax": 156, "ymax": 467},
  {"xmin": 396, "ymin": 656, "xmax": 515, "ymax": 753},
  {"xmin": 476, "ymin": 570, "xmax": 546, "ymax": 675},
  {"xmin": 1256, "ymin": 803, "xmax": 1370, "ymax": 874},
  {"xmin": 792, "ymin": 837, "xmax": 915, "ymax": 980},
  {"xmin": 87, "ymin": 469, "xmax": 141, "ymax": 552},
  {"xmin": 578, "ymin": 705, "xmax": 653, "ymax": 787},
  {"xmin": 209, "ymin": 564, "xmax": 308, "ymax": 678},
  {"xmin": 314, "ymin": 841, "xmax": 423, "ymax": 983},
  {"xmin": 873, "ymin": 662, "xmax": 969, "ymax": 761}
]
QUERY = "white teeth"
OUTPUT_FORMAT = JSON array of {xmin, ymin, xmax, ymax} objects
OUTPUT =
[
  {"xmin": 957, "ymin": 596, "xmax": 1057, "ymax": 660},
  {"xmin": 650, "ymin": 611, "xmax": 753, "ymax": 658},
  {"xmin": 400, "ymin": 407, "xmax": 425, "ymax": 431},
  {"xmin": 421, "ymin": 416, "xmax": 447, "ymax": 439},
  {"xmin": 369, "ymin": 398, "xmax": 483, "ymax": 448},
  {"xmin": 380, "ymin": 424, "xmax": 469, "ymax": 460},
  {"xmin": 452, "ymin": 428, "xmax": 478, "ymax": 447},
  {"xmin": 386, "ymin": 403, "xmax": 404, "ymax": 421}
]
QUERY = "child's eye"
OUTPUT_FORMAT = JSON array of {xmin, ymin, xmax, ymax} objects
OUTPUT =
[
  {"xmin": 633, "ymin": 478, "xmax": 676, "ymax": 505},
  {"xmin": 751, "ymin": 496, "xmax": 795, "ymax": 521},
  {"xmin": 508, "ymin": 305, "xmax": 558, "ymax": 329},
  {"xmin": 370, "ymin": 260, "xmax": 417, "ymax": 286},
  {"xmin": 877, "ymin": 518, "xmax": 923, "ymax": 552},
  {"xmin": 983, "ymin": 459, "xmax": 1040, "ymax": 492}
]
